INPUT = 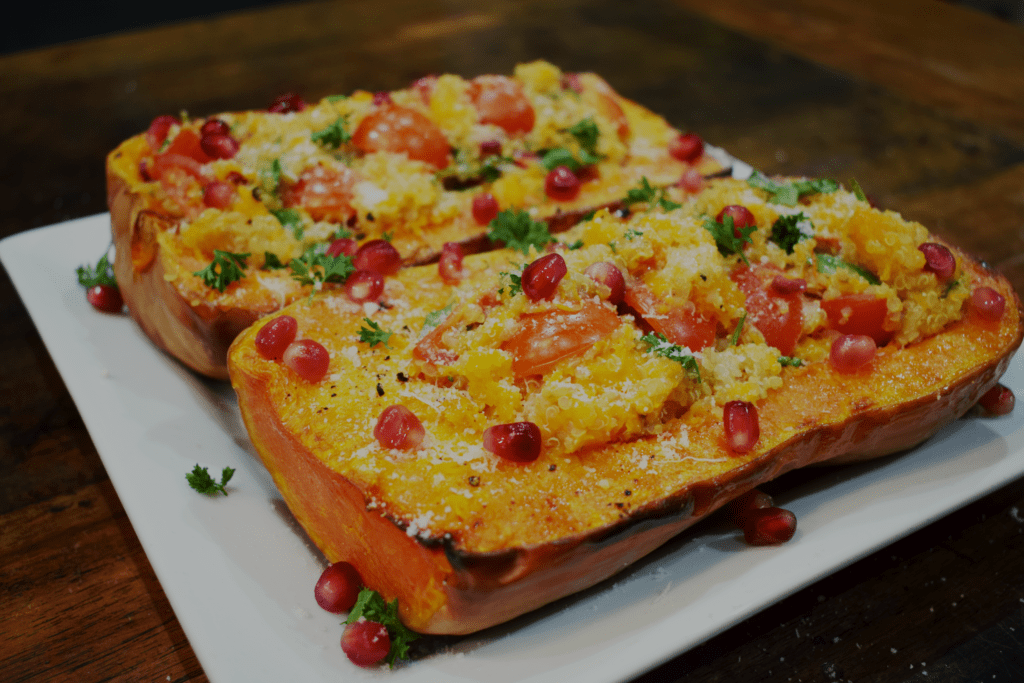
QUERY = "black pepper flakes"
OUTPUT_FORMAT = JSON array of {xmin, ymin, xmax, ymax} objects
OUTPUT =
[
  {"xmin": 397, "ymin": 372, "xmax": 409, "ymax": 383},
  {"xmin": 624, "ymin": 490, "xmax": 632, "ymax": 496},
  {"xmin": 468, "ymin": 476, "xmax": 481, "ymax": 486},
  {"xmin": 252, "ymin": 187, "xmax": 262, "ymax": 201},
  {"xmin": 548, "ymin": 464, "xmax": 557, "ymax": 471},
  {"xmin": 366, "ymin": 212, "xmax": 375, "ymax": 222},
  {"xmin": 376, "ymin": 383, "xmax": 385, "ymax": 397}
]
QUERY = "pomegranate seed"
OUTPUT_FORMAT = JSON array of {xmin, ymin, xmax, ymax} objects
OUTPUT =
[
  {"xmin": 978, "ymin": 383, "xmax": 1015, "ymax": 415},
  {"xmin": 584, "ymin": 261, "xmax": 625, "ymax": 304},
  {"xmin": 668, "ymin": 132, "xmax": 704, "ymax": 163},
  {"xmin": 771, "ymin": 275, "xmax": 807, "ymax": 294},
  {"xmin": 374, "ymin": 405, "xmax": 426, "ymax": 451},
  {"xmin": 561, "ymin": 72, "xmax": 583, "ymax": 93},
  {"xmin": 479, "ymin": 140, "xmax": 502, "ymax": 156},
  {"xmin": 677, "ymin": 168, "xmax": 704, "ymax": 194},
  {"xmin": 283, "ymin": 339, "xmax": 330, "ymax": 382},
  {"xmin": 314, "ymin": 562, "xmax": 362, "ymax": 613},
  {"xmin": 268, "ymin": 92, "xmax": 306, "ymax": 113},
  {"xmin": 483, "ymin": 422, "xmax": 542, "ymax": 462},
  {"xmin": 146, "ymin": 114, "xmax": 179, "ymax": 152},
  {"xmin": 203, "ymin": 181, "xmax": 235, "ymax": 209},
  {"xmin": 372, "ymin": 91, "xmax": 393, "ymax": 106},
  {"xmin": 354, "ymin": 240, "xmax": 402, "ymax": 276},
  {"xmin": 438, "ymin": 242, "xmax": 464, "ymax": 284},
  {"xmin": 327, "ymin": 237, "xmax": 358, "ymax": 258},
  {"xmin": 200, "ymin": 118, "xmax": 231, "ymax": 137},
  {"xmin": 723, "ymin": 401, "xmax": 759, "ymax": 454},
  {"xmin": 471, "ymin": 192, "xmax": 500, "ymax": 225},
  {"xmin": 255, "ymin": 315, "xmax": 298, "ymax": 361},
  {"xmin": 716, "ymin": 205, "xmax": 756, "ymax": 233},
  {"xmin": 830, "ymin": 333, "xmax": 876, "ymax": 372},
  {"xmin": 726, "ymin": 488, "xmax": 774, "ymax": 525},
  {"xmin": 742, "ymin": 507, "xmax": 797, "ymax": 545},
  {"xmin": 521, "ymin": 253, "xmax": 567, "ymax": 301},
  {"xmin": 545, "ymin": 166, "xmax": 581, "ymax": 202},
  {"xmin": 345, "ymin": 270, "xmax": 384, "ymax": 303},
  {"xmin": 971, "ymin": 286, "xmax": 1006, "ymax": 321},
  {"xmin": 341, "ymin": 620, "xmax": 391, "ymax": 667},
  {"xmin": 200, "ymin": 133, "xmax": 240, "ymax": 160},
  {"xmin": 225, "ymin": 170, "xmax": 248, "ymax": 185},
  {"xmin": 919, "ymin": 242, "xmax": 956, "ymax": 281},
  {"xmin": 86, "ymin": 284, "xmax": 123, "ymax": 313}
]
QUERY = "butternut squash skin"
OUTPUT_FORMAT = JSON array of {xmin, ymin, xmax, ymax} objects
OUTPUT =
[{"xmin": 227, "ymin": 243, "xmax": 1022, "ymax": 635}]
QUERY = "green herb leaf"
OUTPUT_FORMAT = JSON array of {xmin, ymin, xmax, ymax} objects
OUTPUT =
[
  {"xmin": 359, "ymin": 318, "xmax": 393, "ymax": 349},
  {"xmin": 769, "ymin": 213, "xmax": 812, "ymax": 254},
  {"xmin": 423, "ymin": 303, "xmax": 455, "ymax": 330},
  {"xmin": 498, "ymin": 271, "xmax": 523, "ymax": 297},
  {"xmin": 288, "ymin": 246, "xmax": 354, "ymax": 287},
  {"xmin": 487, "ymin": 209, "xmax": 553, "ymax": 254},
  {"xmin": 703, "ymin": 216, "xmax": 755, "ymax": 264},
  {"xmin": 324, "ymin": 94, "xmax": 347, "ymax": 103},
  {"xmin": 747, "ymin": 173, "xmax": 839, "ymax": 206},
  {"xmin": 730, "ymin": 312, "xmax": 746, "ymax": 346},
  {"xmin": 562, "ymin": 238, "xmax": 585, "ymax": 250},
  {"xmin": 815, "ymin": 253, "xmax": 881, "ymax": 285},
  {"xmin": 345, "ymin": 588, "xmax": 419, "ymax": 668},
  {"xmin": 186, "ymin": 464, "xmax": 235, "ymax": 496},
  {"xmin": 311, "ymin": 116, "xmax": 351, "ymax": 149},
  {"xmin": 270, "ymin": 208, "xmax": 304, "ymax": 240},
  {"xmin": 568, "ymin": 117, "xmax": 601, "ymax": 155},
  {"xmin": 540, "ymin": 147, "xmax": 580, "ymax": 171},
  {"xmin": 194, "ymin": 250, "xmax": 250, "ymax": 292},
  {"xmin": 778, "ymin": 356, "xmax": 804, "ymax": 367},
  {"xmin": 850, "ymin": 178, "xmax": 868, "ymax": 202},
  {"xmin": 623, "ymin": 177, "xmax": 680, "ymax": 213},
  {"xmin": 76, "ymin": 253, "xmax": 118, "ymax": 288},
  {"xmin": 262, "ymin": 252, "xmax": 288, "ymax": 270},
  {"xmin": 640, "ymin": 332, "xmax": 701, "ymax": 382}
]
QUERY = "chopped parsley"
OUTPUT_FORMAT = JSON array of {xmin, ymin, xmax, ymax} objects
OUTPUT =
[
  {"xmin": 345, "ymin": 588, "xmax": 419, "ymax": 668},
  {"xmin": 623, "ymin": 177, "xmax": 681, "ymax": 213},
  {"xmin": 568, "ymin": 117, "xmax": 601, "ymax": 156},
  {"xmin": 270, "ymin": 208, "xmax": 304, "ymax": 240},
  {"xmin": 76, "ymin": 253, "xmax": 118, "ymax": 288},
  {"xmin": 730, "ymin": 312, "xmax": 747, "ymax": 346},
  {"xmin": 703, "ymin": 215, "xmax": 756, "ymax": 264},
  {"xmin": 850, "ymin": 178, "xmax": 868, "ymax": 202},
  {"xmin": 288, "ymin": 247, "xmax": 354, "ymax": 287},
  {"xmin": 437, "ymin": 149, "xmax": 513, "ymax": 187},
  {"xmin": 487, "ymin": 209, "xmax": 553, "ymax": 254},
  {"xmin": 423, "ymin": 303, "xmax": 454, "ymax": 330},
  {"xmin": 747, "ymin": 172, "xmax": 839, "ymax": 206},
  {"xmin": 778, "ymin": 356, "xmax": 804, "ymax": 367},
  {"xmin": 640, "ymin": 332, "xmax": 701, "ymax": 382},
  {"xmin": 624, "ymin": 228, "xmax": 644, "ymax": 241},
  {"xmin": 358, "ymin": 318, "xmax": 393, "ymax": 349},
  {"xmin": 769, "ymin": 213, "xmax": 811, "ymax": 254},
  {"xmin": 262, "ymin": 252, "xmax": 288, "ymax": 270},
  {"xmin": 815, "ymin": 253, "xmax": 881, "ymax": 285},
  {"xmin": 942, "ymin": 277, "xmax": 960, "ymax": 298},
  {"xmin": 194, "ymin": 250, "xmax": 249, "ymax": 292},
  {"xmin": 498, "ymin": 270, "xmax": 523, "ymax": 297},
  {"xmin": 561, "ymin": 238, "xmax": 585, "ymax": 250},
  {"xmin": 310, "ymin": 116, "xmax": 351, "ymax": 149},
  {"xmin": 186, "ymin": 464, "xmax": 235, "ymax": 496}
]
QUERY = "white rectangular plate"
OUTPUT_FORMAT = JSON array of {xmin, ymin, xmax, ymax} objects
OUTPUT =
[{"xmin": 3, "ymin": 214, "xmax": 1023, "ymax": 683}]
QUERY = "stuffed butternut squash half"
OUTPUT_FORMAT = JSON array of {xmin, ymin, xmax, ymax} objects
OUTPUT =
[
  {"xmin": 227, "ymin": 177, "xmax": 1021, "ymax": 635},
  {"xmin": 106, "ymin": 60, "xmax": 722, "ymax": 379}
]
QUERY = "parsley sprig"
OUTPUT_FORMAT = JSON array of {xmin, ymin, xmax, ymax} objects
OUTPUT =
[
  {"xmin": 539, "ymin": 117, "xmax": 605, "ymax": 171},
  {"xmin": 703, "ymin": 216, "xmax": 756, "ymax": 264},
  {"xmin": 77, "ymin": 253, "xmax": 118, "ymax": 288},
  {"xmin": 359, "ymin": 318, "xmax": 393, "ymax": 348},
  {"xmin": 498, "ymin": 270, "xmax": 523, "ymax": 297},
  {"xmin": 186, "ymin": 464, "xmax": 235, "ymax": 496},
  {"xmin": 289, "ymin": 247, "xmax": 354, "ymax": 287},
  {"xmin": 345, "ymin": 588, "xmax": 419, "ymax": 668},
  {"xmin": 815, "ymin": 253, "xmax": 881, "ymax": 285},
  {"xmin": 623, "ymin": 177, "xmax": 681, "ymax": 213},
  {"xmin": 640, "ymin": 332, "xmax": 701, "ymax": 382},
  {"xmin": 271, "ymin": 207, "xmax": 304, "ymax": 240},
  {"xmin": 487, "ymin": 209, "xmax": 553, "ymax": 254},
  {"xmin": 747, "ymin": 173, "xmax": 839, "ymax": 206},
  {"xmin": 769, "ymin": 213, "xmax": 812, "ymax": 254},
  {"xmin": 311, "ymin": 116, "xmax": 351, "ymax": 149},
  {"xmin": 194, "ymin": 250, "xmax": 249, "ymax": 292}
]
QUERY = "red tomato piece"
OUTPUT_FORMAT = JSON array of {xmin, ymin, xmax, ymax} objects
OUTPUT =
[
  {"xmin": 623, "ymin": 282, "xmax": 716, "ymax": 351},
  {"xmin": 468, "ymin": 75, "xmax": 536, "ymax": 134},
  {"xmin": 731, "ymin": 265, "xmax": 804, "ymax": 356},
  {"xmin": 502, "ymin": 301, "xmax": 620, "ymax": 377},
  {"xmin": 352, "ymin": 104, "xmax": 451, "ymax": 169},
  {"xmin": 162, "ymin": 129, "xmax": 213, "ymax": 164},
  {"xmin": 281, "ymin": 165, "xmax": 357, "ymax": 223},
  {"xmin": 821, "ymin": 294, "xmax": 892, "ymax": 346}
]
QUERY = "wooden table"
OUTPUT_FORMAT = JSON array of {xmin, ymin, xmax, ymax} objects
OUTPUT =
[{"xmin": 2, "ymin": 1, "xmax": 1024, "ymax": 680}]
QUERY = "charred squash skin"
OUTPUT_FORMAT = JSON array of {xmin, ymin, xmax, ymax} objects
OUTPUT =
[{"xmin": 227, "ymin": 245, "xmax": 1022, "ymax": 635}]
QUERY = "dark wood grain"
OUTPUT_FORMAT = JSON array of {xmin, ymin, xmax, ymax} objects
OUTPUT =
[{"xmin": 1, "ymin": 1, "xmax": 1024, "ymax": 681}]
